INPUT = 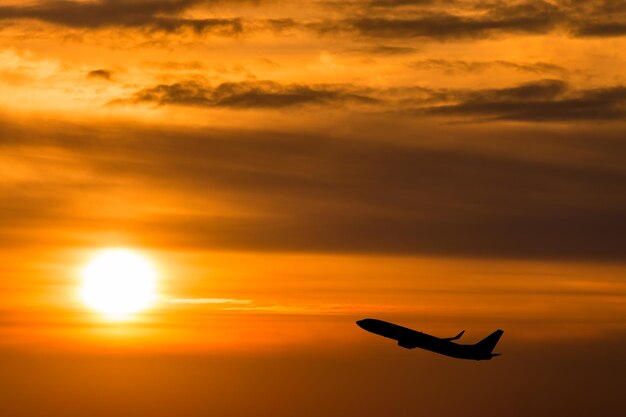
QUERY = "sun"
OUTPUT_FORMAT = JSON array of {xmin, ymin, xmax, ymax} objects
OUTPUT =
[{"xmin": 80, "ymin": 248, "xmax": 158, "ymax": 320}]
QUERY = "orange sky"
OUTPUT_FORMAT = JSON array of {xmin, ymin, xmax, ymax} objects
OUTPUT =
[{"xmin": 0, "ymin": 1, "xmax": 625, "ymax": 416}]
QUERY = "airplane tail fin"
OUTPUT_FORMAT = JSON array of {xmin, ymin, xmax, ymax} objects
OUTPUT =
[{"xmin": 474, "ymin": 329, "xmax": 504, "ymax": 354}]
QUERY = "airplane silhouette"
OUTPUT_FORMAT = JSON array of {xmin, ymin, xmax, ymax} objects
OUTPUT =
[{"xmin": 357, "ymin": 318, "xmax": 503, "ymax": 361}]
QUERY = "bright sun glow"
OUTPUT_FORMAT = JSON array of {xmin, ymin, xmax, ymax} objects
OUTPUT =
[{"xmin": 80, "ymin": 249, "xmax": 158, "ymax": 320}]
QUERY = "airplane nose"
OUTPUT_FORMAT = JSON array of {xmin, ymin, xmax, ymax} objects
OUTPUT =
[{"xmin": 356, "ymin": 319, "xmax": 367, "ymax": 329}]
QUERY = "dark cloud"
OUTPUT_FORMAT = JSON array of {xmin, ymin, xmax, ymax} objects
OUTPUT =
[
  {"xmin": 409, "ymin": 59, "xmax": 567, "ymax": 75},
  {"xmin": 0, "ymin": 0, "xmax": 196, "ymax": 28},
  {"xmin": 1, "ymin": 0, "xmax": 625, "ymax": 40},
  {"xmin": 114, "ymin": 78, "xmax": 626, "ymax": 122},
  {"xmin": 320, "ymin": 0, "xmax": 626, "ymax": 40},
  {"xmin": 352, "ymin": 12, "xmax": 559, "ymax": 40},
  {"xmin": 115, "ymin": 80, "xmax": 378, "ymax": 108},
  {"xmin": 150, "ymin": 17, "xmax": 244, "ymax": 34},
  {"xmin": 3, "ymin": 117, "xmax": 626, "ymax": 261},
  {"xmin": 367, "ymin": 0, "xmax": 452, "ymax": 7},
  {"xmin": 416, "ymin": 80, "xmax": 626, "ymax": 121},
  {"xmin": 573, "ymin": 20, "xmax": 626, "ymax": 37},
  {"xmin": 0, "ymin": 0, "xmax": 245, "ymax": 34},
  {"xmin": 265, "ymin": 18, "xmax": 297, "ymax": 32},
  {"xmin": 557, "ymin": 0, "xmax": 626, "ymax": 16},
  {"xmin": 495, "ymin": 61, "xmax": 568, "ymax": 75},
  {"xmin": 86, "ymin": 69, "xmax": 113, "ymax": 80},
  {"xmin": 455, "ymin": 79, "xmax": 569, "ymax": 102},
  {"xmin": 558, "ymin": 0, "xmax": 626, "ymax": 36},
  {"xmin": 346, "ymin": 45, "xmax": 419, "ymax": 55}
]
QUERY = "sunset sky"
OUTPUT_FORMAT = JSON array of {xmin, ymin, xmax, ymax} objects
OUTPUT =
[{"xmin": 1, "ymin": 1, "xmax": 625, "ymax": 416}]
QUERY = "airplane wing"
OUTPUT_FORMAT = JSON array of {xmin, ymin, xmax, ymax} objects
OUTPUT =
[
  {"xmin": 443, "ymin": 330, "xmax": 465, "ymax": 341},
  {"xmin": 397, "ymin": 339, "xmax": 418, "ymax": 349}
]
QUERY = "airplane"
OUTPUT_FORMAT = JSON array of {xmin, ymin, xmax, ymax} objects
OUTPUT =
[{"xmin": 356, "ymin": 318, "xmax": 503, "ymax": 361}]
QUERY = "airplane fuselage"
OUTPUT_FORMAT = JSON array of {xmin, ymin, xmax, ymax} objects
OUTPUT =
[{"xmin": 357, "ymin": 319, "xmax": 502, "ymax": 361}]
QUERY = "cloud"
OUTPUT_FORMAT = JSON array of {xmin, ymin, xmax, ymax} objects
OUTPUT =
[
  {"xmin": 1, "ymin": 0, "xmax": 625, "ymax": 41},
  {"xmin": 454, "ymin": 79, "xmax": 569, "ymax": 101},
  {"xmin": 409, "ymin": 59, "xmax": 567, "ymax": 75},
  {"xmin": 0, "ymin": 0, "xmax": 195, "ymax": 28},
  {"xmin": 560, "ymin": 0, "xmax": 626, "ymax": 36},
  {"xmin": 219, "ymin": 302, "xmax": 405, "ymax": 314},
  {"xmin": 114, "ymin": 80, "xmax": 378, "ymax": 108},
  {"xmin": 167, "ymin": 298, "xmax": 252, "ymax": 304},
  {"xmin": 2, "ymin": 116, "xmax": 626, "ymax": 261},
  {"xmin": 573, "ymin": 21, "xmax": 626, "ymax": 37},
  {"xmin": 346, "ymin": 45, "xmax": 419, "ymax": 55},
  {"xmin": 318, "ymin": 1, "xmax": 564, "ymax": 40},
  {"xmin": 115, "ymin": 78, "xmax": 626, "ymax": 122},
  {"xmin": 367, "ymin": 0, "xmax": 443, "ymax": 6},
  {"xmin": 319, "ymin": 0, "xmax": 626, "ymax": 40},
  {"xmin": 355, "ymin": 14, "xmax": 554, "ymax": 40},
  {"xmin": 414, "ymin": 79, "xmax": 626, "ymax": 121},
  {"xmin": 0, "ymin": 0, "xmax": 246, "ymax": 34},
  {"xmin": 87, "ymin": 69, "xmax": 113, "ymax": 80}
]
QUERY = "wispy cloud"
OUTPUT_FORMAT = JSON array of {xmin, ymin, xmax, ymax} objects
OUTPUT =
[
  {"xmin": 1, "ymin": 0, "xmax": 625, "ymax": 41},
  {"xmin": 2, "ymin": 115, "xmax": 625, "ymax": 261},
  {"xmin": 321, "ymin": 0, "xmax": 626, "ymax": 40},
  {"xmin": 221, "ymin": 303, "xmax": 414, "ymax": 315},
  {"xmin": 112, "ymin": 77, "xmax": 626, "ymax": 122},
  {"xmin": 113, "ymin": 80, "xmax": 378, "ymax": 108},
  {"xmin": 167, "ymin": 298, "xmax": 252, "ymax": 305},
  {"xmin": 412, "ymin": 80, "xmax": 626, "ymax": 121},
  {"xmin": 409, "ymin": 59, "xmax": 567, "ymax": 75}
]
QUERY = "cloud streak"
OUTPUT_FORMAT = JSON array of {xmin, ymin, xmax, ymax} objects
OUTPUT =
[
  {"xmin": 167, "ymin": 298, "xmax": 252, "ymax": 305},
  {"xmin": 114, "ymin": 80, "xmax": 378, "ymax": 108},
  {"xmin": 114, "ymin": 78, "xmax": 626, "ymax": 122},
  {"xmin": 409, "ymin": 59, "xmax": 567, "ymax": 75},
  {"xmin": 0, "ymin": 0, "xmax": 254, "ymax": 35},
  {"xmin": 2, "ymin": 116, "xmax": 625, "ymax": 261},
  {"xmin": 1, "ymin": 0, "xmax": 625, "ymax": 40},
  {"xmin": 413, "ymin": 80, "xmax": 626, "ymax": 121},
  {"xmin": 336, "ymin": 2, "xmax": 563, "ymax": 40},
  {"xmin": 317, "ymin": 0, "xmax": 626, "ymax": 40}
]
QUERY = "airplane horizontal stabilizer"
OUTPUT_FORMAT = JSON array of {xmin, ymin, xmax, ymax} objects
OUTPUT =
[{"xmin": 444, "ymin": 330, "xmax": 465, "ymax": 341}]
